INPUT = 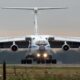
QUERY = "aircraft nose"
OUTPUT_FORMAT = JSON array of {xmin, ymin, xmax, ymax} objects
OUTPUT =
[{"xmin": 39, "ymin": 45, "xmax": 45, "ymax": 51}]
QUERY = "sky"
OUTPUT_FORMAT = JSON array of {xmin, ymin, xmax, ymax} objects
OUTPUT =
[{"xmin": 0, "ymin": 0, "xmax": 80, "ymax": 37}]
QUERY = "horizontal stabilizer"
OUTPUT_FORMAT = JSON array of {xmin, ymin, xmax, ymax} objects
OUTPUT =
[
  {"xmin": 38, "ymin": 7, "xmax": 67, "ymax": 10},
  {"xmin": 2, "ymin": 7, "xmax": 34, "ymax": 10},
  {"xmin": 2, "ymin": 7, "xmax": 67, "ymax": 11}
]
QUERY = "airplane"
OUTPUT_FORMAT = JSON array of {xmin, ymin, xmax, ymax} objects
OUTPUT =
[{"xmin": 1, "ymin": 7, "xmax": 80, "ymax": 64}]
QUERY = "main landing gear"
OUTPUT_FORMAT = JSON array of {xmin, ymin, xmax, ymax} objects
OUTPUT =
[{"xmin": 21, "ymin": 55, "xmax": 57, "ymax": 64}]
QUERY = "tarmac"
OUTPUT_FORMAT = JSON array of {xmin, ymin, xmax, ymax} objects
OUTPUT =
[{"xmin": 1, "ymin": 64, "xmax": 80, "ymax": 67}]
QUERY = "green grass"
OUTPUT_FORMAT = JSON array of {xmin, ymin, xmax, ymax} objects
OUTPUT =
[{"xmin": 0, "ymin": 65, "xmax": 80, "ymax": 80}]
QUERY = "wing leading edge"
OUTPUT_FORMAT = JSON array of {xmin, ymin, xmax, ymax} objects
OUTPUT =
[
  {"xmin": 0, "ymin": 36, "xmax": 80, "ymax": 49},
  {"xmin": 0, "ymin": 37, "xmax": 31, "ymax": 48},
  {"xmin": 48, "ymin": 36, "xmax": 80, "ymax": 48}
]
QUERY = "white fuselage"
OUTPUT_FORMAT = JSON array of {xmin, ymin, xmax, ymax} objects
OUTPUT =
[{"xmin": 30, "ymin": 35, "xmax": 51, "ymax": 54}]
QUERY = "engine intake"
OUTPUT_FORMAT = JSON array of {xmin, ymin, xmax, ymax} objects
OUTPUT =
[
  {"xmin": 11, "ymin": 45, "xmax": 18, "ymax": 51},
  {"xmin": 62, "ymin": 44, "xmax": 70, "ymax": 51}
]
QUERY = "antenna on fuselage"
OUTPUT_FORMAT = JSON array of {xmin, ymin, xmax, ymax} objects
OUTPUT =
[{"xmin": 2, "ymin": 7, "xmax": 67, "ymax": 35}]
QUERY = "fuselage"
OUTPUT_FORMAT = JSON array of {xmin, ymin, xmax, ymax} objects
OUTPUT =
[{"xmin": 30, "ymin": 35, "xmax": 51, "ymax": 54}]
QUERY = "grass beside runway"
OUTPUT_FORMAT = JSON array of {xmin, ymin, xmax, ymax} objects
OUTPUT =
[{"xmin": 0, "ymin": 65, "xmax": 80, "ymax": 80}]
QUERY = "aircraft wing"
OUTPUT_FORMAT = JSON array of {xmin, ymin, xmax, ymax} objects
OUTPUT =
[
  {"xmin": 48, "ymin": 36, "xmax": 80, "ymax": 48},
  {"xmin": 0, "ymin": 35, "xmax": 80, "ymax": 50},
  {"xmin": 0, "ymin": 36, "xmax": 31, "ymax": 48}
]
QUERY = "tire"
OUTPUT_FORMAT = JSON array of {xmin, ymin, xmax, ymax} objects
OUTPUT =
[
  {"xmin": 37, "ymin": 60, "xmax": 40, "ymax": 64},
  {"xmin": 52, "ymin": 59, "xmax": 57, "ymax": 64},
  {"xmin": 46, "ymin": 59, "xmax": 51, "ymax": 64},
  {"xmin": 21, "ymin": 59, "xmax": 26, "ymax": 64},
  {"xmin": 26, "ymin": 59, "xmax": 32, "ymax": 64}
]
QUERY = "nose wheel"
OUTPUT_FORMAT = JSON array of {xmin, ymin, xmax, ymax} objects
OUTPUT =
[{"xmin": 21, "ymin": 59, "xmax": 32, "ymax": 64}]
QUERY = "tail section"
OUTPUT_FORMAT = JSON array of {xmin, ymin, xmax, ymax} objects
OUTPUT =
[{"xmin": 2, "ymin": 7, "xmax": 67, "ymax": 35}]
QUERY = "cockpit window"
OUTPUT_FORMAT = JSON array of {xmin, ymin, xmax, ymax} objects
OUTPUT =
[{"xmin": 33, "ymin": 38, "xmax": 35, "ymax": 40}]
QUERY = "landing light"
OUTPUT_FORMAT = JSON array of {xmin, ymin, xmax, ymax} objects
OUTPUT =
[
  {"xmin": 37, "ymin": 53, "xmax": 41, "ymax": 57},
  {"xmin": 43, "ymin": 53, "xmax": 48, "ymax": 58}
]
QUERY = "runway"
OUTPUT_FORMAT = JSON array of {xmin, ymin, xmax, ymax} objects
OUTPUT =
[{"xmin": 1, "ymin": 64, "xmax": 80, "ymax": 68}]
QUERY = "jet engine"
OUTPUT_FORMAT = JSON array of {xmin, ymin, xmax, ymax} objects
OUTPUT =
[
  {"xmin": 62, "ymin": 44, "xmax": 70, "ymax": 51},
  {"xmin": 11, "ymin": 45, "xmax": 18, "ymax": 51}
]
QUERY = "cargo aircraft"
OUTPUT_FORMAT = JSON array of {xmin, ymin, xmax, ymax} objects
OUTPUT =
[{"xmin": 1, "ymin": 7, "xmax": 80, "ymax": 64}]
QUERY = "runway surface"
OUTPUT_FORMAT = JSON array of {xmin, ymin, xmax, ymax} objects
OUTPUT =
[{"xmin": 1, "ymin": 64, "xmax": 80, "ymax": 67}]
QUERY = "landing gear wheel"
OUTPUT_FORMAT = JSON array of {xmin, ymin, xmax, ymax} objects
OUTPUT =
[
  {"xmin": 26, "ymin": 59, "xmax": 32, "ymax": 64},
  {"xmin": 52, "ymin": 59, "xmax": 57, "ymax": 64},
  {"xmin": 21, "ymin": 59, "xmax": 26, "ymax": 64}
]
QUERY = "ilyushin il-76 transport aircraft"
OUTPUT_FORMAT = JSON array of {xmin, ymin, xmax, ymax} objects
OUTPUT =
[{"xmin": 1, "ymin": 7, "xmax": 80, "ymax": 64}]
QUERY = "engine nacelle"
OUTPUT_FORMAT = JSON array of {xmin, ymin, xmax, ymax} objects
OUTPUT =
[
  {"xmin": 11, "ymin": 45, "xmax": 18, "ymax": 51},
  {"xmin": 62, "ymin": 44, "xmax": 70, "ymax": 51}
]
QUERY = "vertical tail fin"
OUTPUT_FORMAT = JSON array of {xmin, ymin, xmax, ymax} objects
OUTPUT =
[{"xmin": 34, "ymin": 7, "xmax": 38, "ymax": 35}]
